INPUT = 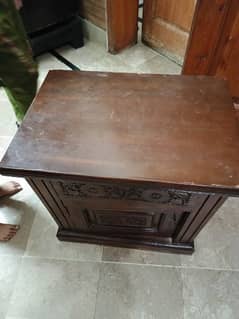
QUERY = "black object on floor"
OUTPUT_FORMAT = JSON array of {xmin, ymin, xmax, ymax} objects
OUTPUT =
[
  {"xmin": 20, "ymin": 0, "xmax": 84, "ymax": 56},
  {"xmin": 50, "ymin": 50, "xmax": 81, "ymax": 71},
  {"xmin": 27, "ymin": 17, "xmax": 84, "ymax": 57}
]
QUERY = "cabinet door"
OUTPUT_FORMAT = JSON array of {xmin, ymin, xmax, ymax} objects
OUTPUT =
[
  {"xmin": 66, "ymin": 205, "xmax": 189, "ymax": 238},
  {"xmin": 49, "ymin": 179, "xmax": 208, "ymax": 239}
]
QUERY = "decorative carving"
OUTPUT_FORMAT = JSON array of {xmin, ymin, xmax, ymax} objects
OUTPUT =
[{"xmin": 59, "ymin": 181, "xmax": 191, "ymax": 206}]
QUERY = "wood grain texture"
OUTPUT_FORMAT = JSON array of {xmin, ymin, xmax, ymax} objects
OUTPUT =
[
  {"xmin": 79, "ymin": 0, "xmax": 106, "ymax": 30},
  {"xmin": 183, "ymin": 0, "xmax": 233, "ymax": 75},
  {"xmin": 1, "ymin": 70, "xmax": 239, "ymax": 195},
  {"xmin": 142, "ymin": 0, "xmax": 196, "ymax": 61},
  {"xmin": 154, "ymin": 0, "xmax": 196, "ymax": 31},
  {"xmin": 214, "ymin": 8, "xmax": 239, "ymax": 98},
  {"xmin": 106, "ymin": 0, "xmax": 138, "ymax": 53},
  {"xmin": 183, "ymin": 0, "xmax": 239, "ymax": 100},
  {"xmin": 1, "ymin": 70, "xmax": 238, "ymax": 254}
]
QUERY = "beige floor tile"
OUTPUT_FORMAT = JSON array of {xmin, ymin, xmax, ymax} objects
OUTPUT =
[
  {"xmin": 0, "ymin": 92, "xmax": 17, "ymax": 137},
  {"xmin": 36, "ymin": 53, "xmax": 69, "ymax": 71},
  {"xmin": 181, "ymin": 197, "xmax": 239, "ymax": 270},
  {"xmin": 102, "ymin": 246, "xmax": 181, "ymax": 266},
  {"xmin": 56, "ymin": 42, "xmax": 106, "ymax": 69},
  {"xmin": 0, "ymin": 178, "xmax": 35, "ymax": 257},
  {"xmin": 117, "ymin": 43, "xmax": 158, "ymax": 68},
  {"xmin": 49, "ymin": 44, "xmax": 135, "ymax": 73},
  {"xmin": 135, "ymin": 54, "xmax": 182, "ymax": 74},
  {"xmin": 37, "ymin": 70, "xmax": 49, "ymax": 90},
  {"xmin": 94, "ymin": 263, "xmax": 184, "ymax": 319},
  {"xmin": 25, "ymin": 196, "xmax": 103, "ymax": 262},
  {"xmin": 182, "ymin": 268, "xmax": 239, "ymax": 319},
  {"xmin": 7, "ymin": 258, "xmax": 99, "ymax": 319},
  {"xmin": 0, "ymin": 256, "xmax": 22, "ymax": 319},
  {"xmin": 0, "ymin": 136, "xmax": 15, "ymax": 161},
  {"xmin": 91, "ymin": 54, "xmax": 135, "ymax": 73}
]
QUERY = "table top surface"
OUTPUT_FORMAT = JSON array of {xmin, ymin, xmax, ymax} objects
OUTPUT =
[{"xmin": 1, "ymin": 70, "xmax": 239, "ymax": 194}]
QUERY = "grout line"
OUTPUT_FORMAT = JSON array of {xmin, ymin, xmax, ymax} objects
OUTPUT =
[
  {"xmin": 181, "ymin": 265, "xmax": 186, "ymax": 319},
  {"xmin": 2, "ymin": 253, "xmax": 239, "ymax": 273},
  {"xmin": 92, "ymin": 262, "xmax": 102, "ymax": 319},
  {"xmin": 101, "ymin": 260, "xmax": 239, "ymax": 272},
  {"xmin": 50, "ymin": 50, "xmax": 81, "ymax": 71}
]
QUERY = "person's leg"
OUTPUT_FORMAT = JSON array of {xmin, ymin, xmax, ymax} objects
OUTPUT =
[
  {"xmin": 0, "ymin": 181, "xmax": 22, "ymax": 241},
  {"xmin": 0, "ymin": 0, "xmax": 38, "ymax": 122},
  {"xmin": 0, "ymin": 1, "xmax": 37, "ymax": 241}
]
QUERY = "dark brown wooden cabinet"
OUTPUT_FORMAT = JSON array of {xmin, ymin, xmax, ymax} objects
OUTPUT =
[
  {"xmin": 1, "ymin": 71, "xmax": 239, "ymax": 254},
  {"xmin": 26, "ymin": 176, "xmax": 226, "ymax": 253}
]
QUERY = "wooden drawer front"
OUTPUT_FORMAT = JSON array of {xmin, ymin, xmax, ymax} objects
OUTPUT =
[{"xmin": 53, "ymin": 180, "xmax": 195, "ymax": 208}]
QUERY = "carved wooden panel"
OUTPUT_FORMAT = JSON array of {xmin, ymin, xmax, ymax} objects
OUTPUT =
[
  {"xmin": 25, "ymin": 177, "xmax": 225, "ymax": 253},
  {"xmin": 82, "ymin": 208, "xmax": 189, "ymax": 237},
  {"xmin": 87, "ymin": 210, "xmax": 154, "ymax": 228},
  {"xmin": 57, "ymin": 181, "xmax": 192, "ymax": 206}
]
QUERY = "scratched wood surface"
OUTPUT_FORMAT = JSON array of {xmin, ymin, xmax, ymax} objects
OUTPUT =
[{"xmin": 1, "ymin": 70, "xmax": 239, "ymax": 194}]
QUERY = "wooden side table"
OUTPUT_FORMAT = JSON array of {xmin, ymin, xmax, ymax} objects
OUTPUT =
[{"xmin": 1, "ymin": 71, "xmax": 239, "ymax": 254}]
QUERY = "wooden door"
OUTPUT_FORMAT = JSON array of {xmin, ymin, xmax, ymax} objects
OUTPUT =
[
  {"xmin": 78, "ymin": 0, "xmax": 138, "ymax": 54},
  {"xmin": 183, "ymin": 0, "xmax": 239, "ymax": 100},
  {"xmin": 106, "ymin": 0, "xmax": 138, "ymax": 53},
  {"xmin": 142, "ymin": 0, "xmax": 196, "ymax": 64}
]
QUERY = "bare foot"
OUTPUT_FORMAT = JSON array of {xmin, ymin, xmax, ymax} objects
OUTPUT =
[
  {"xmin": 0, "ymin": 181, "xmax": 22, "ymax": 199},
  {"xmin": 0, "ymin": 223, "xmax": 19, "ymax": 241}
]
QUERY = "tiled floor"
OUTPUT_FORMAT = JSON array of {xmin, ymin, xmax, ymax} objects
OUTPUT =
[{"xmin": 1, "ymin": 40, "xmax": 239, "ymax": 319}]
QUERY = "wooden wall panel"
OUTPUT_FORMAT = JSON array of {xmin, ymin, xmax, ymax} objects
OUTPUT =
[
  {"xmin": 183, "ymin": 0, "xmax": 239, "ymax": 99},
  {"xmin": 148, "ymin": 21, "xmax": 189, "ymax": 59},
  {"xmin": 79, "ymin": 0, "xmax": 106, "ymax": 30},
  {"xmin": 142, "ymin": 0, "xmax": 196, "ymax": 62},
  {"xmin": 214, "ymin": 10, "xmax": 239, "ymax": 98},
  {"xmin": 183, "ymin": 0, "xmax": 233, "ymax": 75},
  {"xmin": 155, "ymin": 0, "xmax": 196, "ymax": 31}
]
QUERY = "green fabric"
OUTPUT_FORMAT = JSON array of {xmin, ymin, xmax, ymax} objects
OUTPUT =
[{"xmin": 0, "ymin": 0, "xmax": 38, "ymax": 121}]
